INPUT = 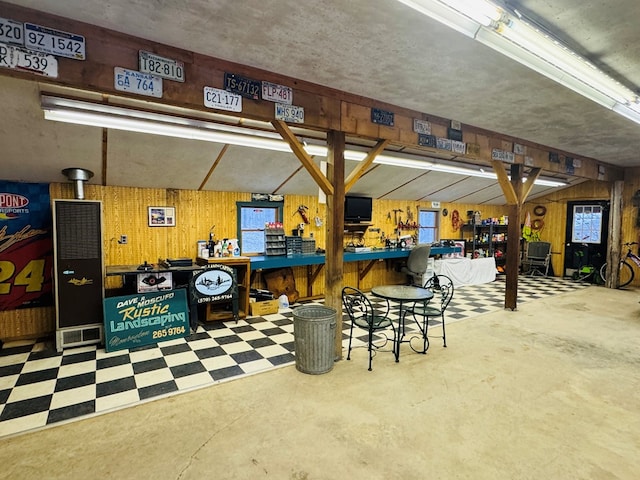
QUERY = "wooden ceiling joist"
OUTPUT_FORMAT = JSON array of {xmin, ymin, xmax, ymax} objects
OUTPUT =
[
  {"xmin": 272, "ymin": 120, "xmax": 334, "ymax": 196},
  {"xmin": 344, "ymin": 139, "xmax": 390, "ymax": 193}
]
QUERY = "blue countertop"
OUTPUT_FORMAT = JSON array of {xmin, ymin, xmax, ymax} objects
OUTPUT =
[{"xmin": 249, "ymin": 246, "xmax": 460, "ymax": 271}]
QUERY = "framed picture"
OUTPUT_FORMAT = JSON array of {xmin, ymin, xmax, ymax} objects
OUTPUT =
[{"xmin": 148, "ymin": 206, "xmax": 176, "ymax": 227}]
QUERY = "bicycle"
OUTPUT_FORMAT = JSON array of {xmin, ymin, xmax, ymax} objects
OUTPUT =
[{"xmin": 599, "ymin": 242, "xmax": 640, "ymax": 288}]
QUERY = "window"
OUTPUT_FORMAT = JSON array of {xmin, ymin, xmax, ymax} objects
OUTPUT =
[
  {"xmin": 571, "ymin": 205, "xmax": 602, "ymax": 244},
  {"xmin": 237, "ymin": 201, "xmax": 283, "ymax": 255},
  {"xmin": 417, "ymin": 209, "xmax": 438, "ymax": 244}
]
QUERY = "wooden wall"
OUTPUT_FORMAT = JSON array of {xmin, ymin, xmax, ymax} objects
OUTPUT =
[
  {"xmin": 3, "ymin": 177, "xmax": 639, "ymax": 341},
  {"xmin": 521, "ymin": 179, "xmax": 640, "ymax": 282}
]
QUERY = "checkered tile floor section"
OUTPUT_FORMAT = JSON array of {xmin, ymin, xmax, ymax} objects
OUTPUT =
[{"xmin": 0, "ymin": 275, "xmax": 589, "ymax": 438}]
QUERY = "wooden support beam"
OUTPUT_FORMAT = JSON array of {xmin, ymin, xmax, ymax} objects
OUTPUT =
[
  {"xmin": 271, "ymin": 120, "xmax": 334, "ymax": 196},
  {"xmin": 520, "ymin": 167, "xmax": 541, "ymax": 202},
  {"xmin": 344, "ymin": 139, "xmax": 390, "ymax": 193},
  {"xmin": 605, "ymin": 181, "xmax": 624, "ymax": 288},
  {"xmin": 492, "ymin": 160, "xmax": 518, "ymax": 204},
  {"xmin": 199, "ymin": 144, "xmax": 229, "ymax": 190},
  {"xmin": 325, "ymin": 130, "xmax": 345, "ymax": 360},
  {"xmin": 307, "ymin": 264, "xmax": 324, "ymax": 297},
  {"xmin": 358, "ymin": 259, "xmax": 379, "ymax": 282}
]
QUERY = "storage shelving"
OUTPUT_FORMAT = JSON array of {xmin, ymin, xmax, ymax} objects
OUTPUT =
[
  {"xmin": 264, "ymin": 227, "xmax": 286, "ymax": 256},
  {"xmin": 460, "ymin": 222, "xmax": 508, "ymax": 266}
]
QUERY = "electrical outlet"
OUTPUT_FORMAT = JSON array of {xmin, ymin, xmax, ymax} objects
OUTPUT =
[{"xmin": 119, "ymin": 234, "xmax": 128, "ymax": 244}]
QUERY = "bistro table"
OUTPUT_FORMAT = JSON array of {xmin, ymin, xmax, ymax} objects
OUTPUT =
[{"xmin": 371, "ymin": 285, "xmax": 434, "ymax": 362}]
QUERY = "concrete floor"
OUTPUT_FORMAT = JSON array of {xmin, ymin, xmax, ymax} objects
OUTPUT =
[{"xmin": 1, "ymin": 285, "xmax": 639, "ymax": 479}]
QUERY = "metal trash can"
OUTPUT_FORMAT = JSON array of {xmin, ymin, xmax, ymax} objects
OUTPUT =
[{"xmin": 293, "ymin": 305, "xmax": 337, "ymax": 374}]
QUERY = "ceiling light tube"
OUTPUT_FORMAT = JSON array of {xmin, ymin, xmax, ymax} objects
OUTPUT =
[
  {"xmin": 43, "ymin": 108, "xmax": 296, "ymax": 153},
  {"xmin": 495, "ymin": 17, "xmax": 635, "ymax": 104},
  {"xmin": 42, "ymin": 95, "xmax": 565, "ymax": 187},
  {"xmin": 528, "ymin": 178, "xmax": 566, "ymax": 187},
  {"xmin": 374, "ymin": 155, "xmax": 434, "ymax": 169},
  {"xmin": 475, "ymin": 28, "xmax": 618, "ymax": 109},
  {"xmin": 439, "ymin": 0, "xmax": 502, "ymax": 26},
  {"xmin": 395, "ymin": 0, "xmax": 483, "ymax": 38},
  {"xmin": 612, "ymin": 103, "xmax": 640, "ymax": 125},
  {"xmin": 42, "ymin": 95, "xmax": 285, "ymax": 141}
]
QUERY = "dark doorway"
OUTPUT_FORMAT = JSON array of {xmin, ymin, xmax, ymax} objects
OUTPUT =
[{"xmin": 564, "ymin": 200, "xmax": 609, "ymax": 279}]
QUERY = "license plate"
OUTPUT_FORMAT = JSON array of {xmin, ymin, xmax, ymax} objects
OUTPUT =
[
  {"xmin": 203, "ymin": 86, "xmax": 242, "ymax": 112},
  {"xmin": 261, "ymin": 81, "xmax": 292, "ymax": 105},
  {"xmin": 491, "ymin": 148, "xmax": 515, "ymax": 163},
  {"xmin": 418, "ymin": 134, "xmax": 437, "ymax": 148},
  {"xmin": 24, "ymin": 22, "xmax": 85, "ymax": 60},
  {"xmin": 0, "ymin": 17, "xmax": 24, "ymax": 46},
  {"xmin": 451, "ymin": 140, "xmax": 466, "ymax": 154},
  {"xmin": 371, "ymin": 108, "xmax": 394, "ymax": 126},
  {"xmin": 436, "ymin": 137, "xmax": 452, "ymax": 151},
  {"xmin": 114, "ymin": 67, "xmax": 162, "ymax": 98},
  {"xmin": 275, "ymin": 103, "xmax": 304, "ymax": 123},
  {"xmin": 0, "ymin": 42, "xmax": 58, "ymax": 77},
  {"xmin": 224, "ymin": 72, "xmax": 261, "ymax": 99},
  {"xmin": 413, "ymin": 119, "xmax": 431, "ymax": 135},
  {"xmin": 139, "ymin": 51, "xmax": 185, "ymax": 83}
]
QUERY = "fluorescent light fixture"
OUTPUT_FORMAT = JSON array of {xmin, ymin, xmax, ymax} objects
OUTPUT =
[
  {"xmin": 612, "ymin": 103, "xmax": 640, "ymax": 125},
  {"xmin": 524, "ymin": 178, "xmax": 566, "ymax": 187},
  {"xmin": 495, "ymin": 17, "xmax": 634, "ymax": 105},
  {"xmin": 394, "ymin": 0, "xmax": 640, "ymax": 126},
  {"xmin": 439, "ymin": 0, "xmax": 502, "ymax": 26},
  {"xmin": 475, "ymin": 28, "xmax": 618, "ymax": 110},
  {"xmin": 394, "ymin": 0, "xmax": 483, "ymax": 37},
  {"xmin": 42, "ymin": 95, "xmax": 297, "ymax": 153},
  {"xmin": 41, "ymin": 95, "xmax": 565, "ymax": 187}
]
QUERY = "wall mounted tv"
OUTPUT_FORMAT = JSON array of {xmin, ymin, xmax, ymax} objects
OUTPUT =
[{"xmin": 344, "ymin": 196, "xmax": 373, "ymax": 223}]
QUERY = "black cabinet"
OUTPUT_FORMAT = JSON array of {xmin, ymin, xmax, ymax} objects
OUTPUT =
[
  {"xmin": 460, "ymin": 223, "xmax": 508, "ymax": 265},
  {"xmin": 53, "ymin": 199, "xmax": 104, "ymax": 351}
]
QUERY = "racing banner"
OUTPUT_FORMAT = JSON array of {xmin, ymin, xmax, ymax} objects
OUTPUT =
[{"xmin": 0, "ymin": 181, "xmax": 53, "ymax": 311}]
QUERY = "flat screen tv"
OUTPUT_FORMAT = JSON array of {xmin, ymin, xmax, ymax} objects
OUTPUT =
[{"xmin": 344, "ymin": 196, "xmax": 372, "ymax": 223}]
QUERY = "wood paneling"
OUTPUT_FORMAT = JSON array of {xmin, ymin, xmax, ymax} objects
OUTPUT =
[
  {"xmin": 0, "ymin": 307, "xmax": 54, "ymax": 341},
  {"xmin": 523, "ymin": 180, "xmax": 612, "ymax": 279},
  {"xmin": 4, "ymin": 177, "xmax": 640, "ymax": 341}
]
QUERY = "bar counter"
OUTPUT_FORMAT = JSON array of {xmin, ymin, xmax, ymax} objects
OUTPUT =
[{"xmin": 248, "ymin": 246, "xmax": 460, "ymax": 271}]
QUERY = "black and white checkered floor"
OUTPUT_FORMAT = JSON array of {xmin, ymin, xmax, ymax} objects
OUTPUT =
[{"xmin": 0, "ymin": 275, "xmax": 589, "ymax": 438}]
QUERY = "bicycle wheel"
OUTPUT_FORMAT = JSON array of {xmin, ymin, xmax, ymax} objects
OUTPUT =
[{"xmin": 599, "ymin": 261, "xmax": 634, "ymax": 287}]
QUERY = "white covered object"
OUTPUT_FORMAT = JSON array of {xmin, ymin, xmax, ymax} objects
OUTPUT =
[{"xmin": 433, "ymin": 257, "xmax": 496, "ymax": 287}]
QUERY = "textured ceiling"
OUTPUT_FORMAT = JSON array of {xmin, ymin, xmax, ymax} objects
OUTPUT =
[{"xmin": 1, "ymin": 0, "xmax": 638, "ymax": 203}]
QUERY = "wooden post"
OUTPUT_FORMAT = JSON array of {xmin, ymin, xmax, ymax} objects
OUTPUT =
[
  {"xmin": 504, "ymin": 164, "xmax": 523, "ymax": 310},
  {"xmin": 325, "ymin": 131, "xmax": 345, "ymax": 360},
  {"xmin": 605, "ymin": 180, "xmax": 624, "ymax": 288},
  {"xmin": 492, "ymin": 163, "xmax": 541, "ymax": 310}
]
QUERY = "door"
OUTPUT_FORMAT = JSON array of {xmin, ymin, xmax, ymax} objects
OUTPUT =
[{"xmin": 564, "ymin": 200, "xmax": 609, "ymax": 278}]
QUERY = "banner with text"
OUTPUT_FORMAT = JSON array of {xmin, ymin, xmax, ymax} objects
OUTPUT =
[
  {"xmin": 103, "ymin": 289, "xmax": 190, "ymax": 352},
  {"xmin": 0, "ymin": 181, "xmax": 53, "ymax": 311}
]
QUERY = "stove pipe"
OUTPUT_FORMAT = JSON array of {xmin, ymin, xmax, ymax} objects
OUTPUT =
[{"xmin": 61, "ymin": 168, "xmax": 94, "ymax": 200}]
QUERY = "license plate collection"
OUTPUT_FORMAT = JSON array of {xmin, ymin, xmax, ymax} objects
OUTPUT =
[{"xmin": 1, "ymin": 16, "xmax": 308, "ymax": 120}]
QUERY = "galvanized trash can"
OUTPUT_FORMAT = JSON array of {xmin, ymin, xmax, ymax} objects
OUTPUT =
[{"xmin": 293, "ymin": 305, "xmax": 337, "ymax": 374}]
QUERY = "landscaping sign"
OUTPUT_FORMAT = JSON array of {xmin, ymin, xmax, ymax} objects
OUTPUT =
[{"xmin": 103, "ymin": 289, "xmax": 189, "ymax": 352}]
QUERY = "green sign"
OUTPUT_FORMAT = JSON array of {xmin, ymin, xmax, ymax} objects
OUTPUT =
[{"xmin": 103, "ymin": 289, "xmax": 189, "ymax": 352}]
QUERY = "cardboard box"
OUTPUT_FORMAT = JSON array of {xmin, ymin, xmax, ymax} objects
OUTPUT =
[{"xmin": 249, "ymin": 299, "xmax": 279, "ymax": 316}]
